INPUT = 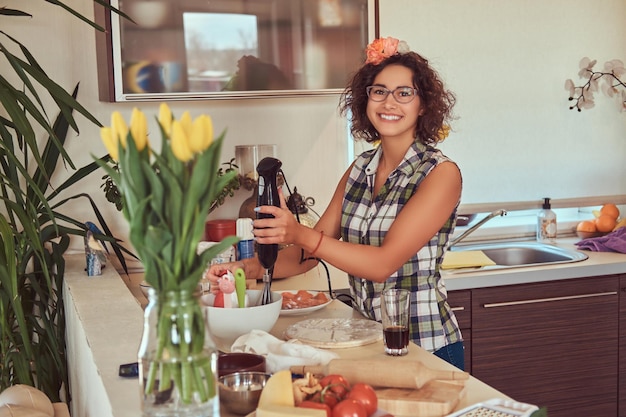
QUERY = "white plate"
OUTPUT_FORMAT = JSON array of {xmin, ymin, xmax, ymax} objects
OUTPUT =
[
  {"xmin": 284, "ymin": 318, "xmax": 383, "ymax": 348},
  {"xmin": 278, "ymin": 290, "xmax": 332, "ymax": 316}
]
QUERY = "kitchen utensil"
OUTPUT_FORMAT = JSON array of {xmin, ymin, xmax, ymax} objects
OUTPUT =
[
  {"xmin": 259, "ymin": 269, "xmax": 273, "ymax": 307},
  {"xmin": 381, "ymin": 288, "xmax": 410, "ymax": 356},
  {"xmin": 285, "ymin": 318, "xmax": 382, "ymax": 348},
  {"xmin": 290, "ymin": 359, "xmax": 469, "ymax": 389},
  {"xmin": 376, "ymin": 380, "xmax": 466, "ymax": 417},
  {"xmin": 255, "ymin": 157, "xmax": 282, "ymax": 305},
  {"xmin": 201, "ymin": 290, "xmax": 282, "ymax": 348},
  {"xmin": 235, "ymin": 268, "xmax": 247, "ymax": 308},
  {"xmin": 446, "ymin": 398, "xmax": 539, "ymax": 417},
  {"xmin": 278, "ymin": 290, "xmax": 332, "ymax": 316},
  {"xmin": 455, "ymin": 214, "xmax": 477, "ymax": 227},
  {"xmin": 219, "ymin": 371, "xmax": 271, "ymax": 415},
  {"xmin": 576, "ymin": 230, "xmax": 606, "ymax": 239},
  {"xmin": 218, "ymin": 353, "xmax": 266, "ymax": 378},
  {"xmin": 204, "ymin": 218, "xmax": 237, "ymax": 242}
]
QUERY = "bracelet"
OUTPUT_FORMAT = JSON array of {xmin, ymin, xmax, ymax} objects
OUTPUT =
[{"xmin": 310, "ymin": 231, "xmax": 324, "ymax": 257}]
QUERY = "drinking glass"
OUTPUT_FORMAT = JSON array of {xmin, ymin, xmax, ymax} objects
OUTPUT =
[{"xmin": 381, "ymin": 288, "xmax": 410, "ymax": 356}]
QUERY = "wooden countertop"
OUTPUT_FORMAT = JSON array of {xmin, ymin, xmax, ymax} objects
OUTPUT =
[
  {"xmin": 216, "ymin": 298, "xmax": 510, "ymax": 417},
  {"xmin": 259, "ymin": 299, "xmax": 510, "ymax": 412},
  {"xmin": 63, "ymin": 253, "xmax": 512, "ymax": 417},
  {"xmin": 116, "ymin": 237, "xmax": 626, "ymax": 416}
]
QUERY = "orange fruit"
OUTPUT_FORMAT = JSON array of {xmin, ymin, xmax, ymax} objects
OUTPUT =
[
  {"xmin": 595, "ymin": 214, "xmax": 617, "ymax": 233},
  {"xmin": 576, "ymin": 220, "xmax": 597, "ymax": 233},
  {"xmin": 600, "ymin": 203, "xmax": 620, "ymax": 220}
]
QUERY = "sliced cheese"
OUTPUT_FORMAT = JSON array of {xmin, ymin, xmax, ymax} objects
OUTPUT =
[
  {"xmin": 257, "ymin": 370, "xmax": 294, "ymax": 408},
  {"xmin": 256, "ymin": 404, "xmax": 326, "ymax": 417}
]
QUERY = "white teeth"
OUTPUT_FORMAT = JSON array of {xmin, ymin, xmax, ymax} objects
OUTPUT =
[{"xmin": 380, "ymin": 114, "xmax": 401, "ymax": 121}]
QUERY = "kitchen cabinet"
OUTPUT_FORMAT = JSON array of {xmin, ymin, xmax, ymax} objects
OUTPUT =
[
  {"xmin": 94, "ymin": 0, "xmax": 372, "ymax": 101},
  {"xmin": 617, "ymin": 275, "xmax": 626, "ymax": 417},
  {"xmin": 447, "ymin": 289, "xmax": 471, "ymax": 373},
  {"xmin": 470, "ymin": 276, "xmax": 619, "ymax": 417}
]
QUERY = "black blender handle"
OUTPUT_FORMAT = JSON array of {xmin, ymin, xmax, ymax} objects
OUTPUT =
[{"xmin": 256, "ymin": 157, "xmax": 282, "ymax": 270}]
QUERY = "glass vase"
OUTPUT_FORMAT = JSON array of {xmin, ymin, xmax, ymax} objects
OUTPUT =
[{"xmin": 139, "ymin": 287, "xmax": 220, "ymax": 417}]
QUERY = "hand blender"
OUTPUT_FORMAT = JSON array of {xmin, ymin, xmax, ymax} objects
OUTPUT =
[{"xmin": 256, "ymin": 157, "xmax": 282, "ymax": 305}]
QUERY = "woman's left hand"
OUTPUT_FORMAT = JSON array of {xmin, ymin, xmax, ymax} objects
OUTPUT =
[{"xmin": 253, "ymin": 188, "xmax": 302, "ymax": 245}]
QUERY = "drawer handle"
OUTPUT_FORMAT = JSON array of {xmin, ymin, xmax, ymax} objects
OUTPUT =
[
  {"xmin": 451, "ymin": 306, "xmax": 465, "ymax": 312},
  {"xmin": 483, "ymin": 291, "xmax": 617, "ymax": 308}
]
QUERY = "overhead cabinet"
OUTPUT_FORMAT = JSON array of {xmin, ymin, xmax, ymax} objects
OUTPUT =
[{"xmin": 95, "ymin": 0, "xmax": 374, "ymax": 101}]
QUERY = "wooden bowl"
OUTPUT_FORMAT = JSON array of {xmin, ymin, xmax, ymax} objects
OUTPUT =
[
  {"xmin": 218, "ymin": 353, "xmax": 266, "ymax": 378},
  {"xmin": 576, "ymin": 231, "xmax": 607, "ymax": 239}
]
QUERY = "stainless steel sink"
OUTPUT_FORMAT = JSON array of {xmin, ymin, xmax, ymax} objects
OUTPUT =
[{"xmin": 448, "ymin": 241, "xmax": 588, "ymax": 272}]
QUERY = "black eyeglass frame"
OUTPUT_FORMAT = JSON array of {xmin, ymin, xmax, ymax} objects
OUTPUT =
[{"xmin": 365, "ymin": 85, "xmax": 419, "ymax": 104}]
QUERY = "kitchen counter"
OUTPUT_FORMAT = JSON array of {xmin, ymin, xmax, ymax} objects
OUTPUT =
[
  {"xmin": 442, "ymin": 237, "xmax": 626, "ymax": 290},
  {"xmin": 63, "ymin": 254, "xmax": 508, "ymax": 417},
  {"xmin": 246, "ymin": 300, "xmax": 510, "ymax": 414},
  {"xmin": 62, "ymin": 238, "xmax": 626, "ymax": 417}
]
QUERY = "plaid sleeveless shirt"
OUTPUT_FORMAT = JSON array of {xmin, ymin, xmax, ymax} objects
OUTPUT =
[{"xmin": 340, "ymin": 141, "xmax": 462, "ymax": 352}]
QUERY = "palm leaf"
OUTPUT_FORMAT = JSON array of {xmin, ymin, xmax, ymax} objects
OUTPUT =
[{"xmin": 0, "ymin": 1, "xmax": 133, "ymax": 401}]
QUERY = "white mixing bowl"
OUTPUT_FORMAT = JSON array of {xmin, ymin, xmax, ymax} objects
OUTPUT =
[{"xmin": 201, "ymin": 290, "xmax": 282, "ymax": 348}]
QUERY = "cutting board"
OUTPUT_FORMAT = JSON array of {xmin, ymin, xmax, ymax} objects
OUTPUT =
[
  {"xmin": 284, "ymin": 318, "xmax": 383, "ymax": 348},
  {"xmin": 441, "ymin": 250, "xmax": 496, "ymax": 270},
  {"xmin": 376, "ymin": 380, "xmax": 466, "ymax": 417}
]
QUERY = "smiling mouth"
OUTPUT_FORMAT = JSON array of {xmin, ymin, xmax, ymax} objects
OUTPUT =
[{"xmin": 379, "ymin": 113, "xmax": 402, "ymax": 121}]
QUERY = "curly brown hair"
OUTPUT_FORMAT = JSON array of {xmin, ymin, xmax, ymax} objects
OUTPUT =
[{"xmin": 339, "ymin": 52, "xmax": 456, "ymax": 144}]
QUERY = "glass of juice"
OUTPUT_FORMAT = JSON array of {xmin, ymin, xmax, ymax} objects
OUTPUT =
[{"xmin": 381, "ymin": 288, "xmax": 410, "ymax": 356}]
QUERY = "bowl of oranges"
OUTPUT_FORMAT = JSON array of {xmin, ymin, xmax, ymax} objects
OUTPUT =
[{"xmin": 576, "ymin": 203, "xmax": 625, "ymax": 239}]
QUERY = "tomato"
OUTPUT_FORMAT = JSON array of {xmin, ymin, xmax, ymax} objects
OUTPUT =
[
  {"xmin": 347, "ymin": 383, "xmax": 378, "ymax": 416},
  {"xmin": 311, "ymin": 389, "xmax": 341, "ymax": 409},
  {"xmin": 320, "ymin": 374, "xmax": 350, "ymax": 400},
  {"xmin": 299, "ymin": 400, "xmax": 331, "ymax": 417},
  {"xmin": 331, "ymin": 399, "xmax": 367, "ymax": 417}
]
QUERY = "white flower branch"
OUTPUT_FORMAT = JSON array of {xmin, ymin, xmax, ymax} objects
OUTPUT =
[{"xmin": 565, "ymin": 57, "xmax": 626, "ymax": 112}]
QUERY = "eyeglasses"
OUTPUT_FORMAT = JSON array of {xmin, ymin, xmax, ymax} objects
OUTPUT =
[{"xmin": 366, "ymin": 86, "xmax": 419, "ymax": 104}]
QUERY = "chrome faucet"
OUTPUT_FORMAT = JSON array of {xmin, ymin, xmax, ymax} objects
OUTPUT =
[{"xmin": 448, "ymin": 209, "xmax": 508, "ymax": 248}]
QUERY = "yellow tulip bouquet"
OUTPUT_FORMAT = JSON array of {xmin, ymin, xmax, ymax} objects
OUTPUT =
[{"xmin": 97, "ymin": 103, "xmax": 237, "ymax": 410}]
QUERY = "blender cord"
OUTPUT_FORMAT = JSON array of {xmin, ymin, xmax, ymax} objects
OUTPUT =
[{"xmin": 278, "ymin": 169, "xmax": 355, "ymax": 306}]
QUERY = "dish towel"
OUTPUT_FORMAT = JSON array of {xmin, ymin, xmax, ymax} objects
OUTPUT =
[
  {"xmin": 231, "ymin": 329, "xmax": 339, "ymax": 373},
  {"xmin": 441, "ymin": 250, "xmax": 496, "ymax": 269},
  {"xmin": 575, "ymin": 227, "xmax": 626, "ymax": 253}
]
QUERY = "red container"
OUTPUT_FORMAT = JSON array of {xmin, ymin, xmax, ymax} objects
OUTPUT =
[
  {"xmin": 217, "ymin": 353, "xmax": 266, "ymax": 378},
  {"xmin": 204, "ymin": 219, "xmax": 237, "ymax": 242}
]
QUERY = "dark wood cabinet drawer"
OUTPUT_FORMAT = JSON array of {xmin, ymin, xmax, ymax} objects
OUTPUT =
[
  {"xmin": 617, "ymin": 275, "xmax": 626, "ymax": 417},
  {"xmin": 448, "ymin": 289, "xmax": 471, "ymax": 329},
  {"xmin": 448, "ymin": 289, "xmax": 471, "ymax": 373},
  {"xmin": 472, "ymin": 276, "xmax": 619, "ymax": 417}
]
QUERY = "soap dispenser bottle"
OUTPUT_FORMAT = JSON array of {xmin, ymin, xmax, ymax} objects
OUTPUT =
[{"xmin": 537, "ymin": 197, "xmax": 557, "ymax": 243}]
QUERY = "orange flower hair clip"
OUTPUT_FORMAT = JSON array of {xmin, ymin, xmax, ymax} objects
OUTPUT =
[{"xmin": 365, "ymin": 36, "xmax": 410, "ymax": 65}]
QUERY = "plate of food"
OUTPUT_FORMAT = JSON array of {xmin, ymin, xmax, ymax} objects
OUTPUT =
[{"xmin": 279, "ymin": 290, "xmax": 332, "ymax": 316}]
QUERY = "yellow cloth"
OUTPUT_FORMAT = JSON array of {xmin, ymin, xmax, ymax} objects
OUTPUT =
[{"xmin": 441, "ymin": 250, "xmax": 496, "ymax": 269}]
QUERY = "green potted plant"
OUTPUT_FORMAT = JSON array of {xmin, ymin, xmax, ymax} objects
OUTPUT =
[{"xmin": 0, "ymin": 1, "xmax": 132, "ymax": 403}]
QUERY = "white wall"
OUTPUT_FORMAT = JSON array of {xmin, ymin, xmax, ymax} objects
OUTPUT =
[
  {"xmin": 2, "ymin": 0, "xmax": 350, "ymax": 256},
  {"xmin": 2, "ymin": 0, "xmax": 626, "ymax": 256},
  {"xmin": 379, "ymin": 0, "xmax": 626, "ymax": 205}
]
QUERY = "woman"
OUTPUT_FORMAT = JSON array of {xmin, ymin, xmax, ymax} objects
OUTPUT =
[{"xmin": 207, "ymin": 37, "xmax": 464, "ymax": 369}]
